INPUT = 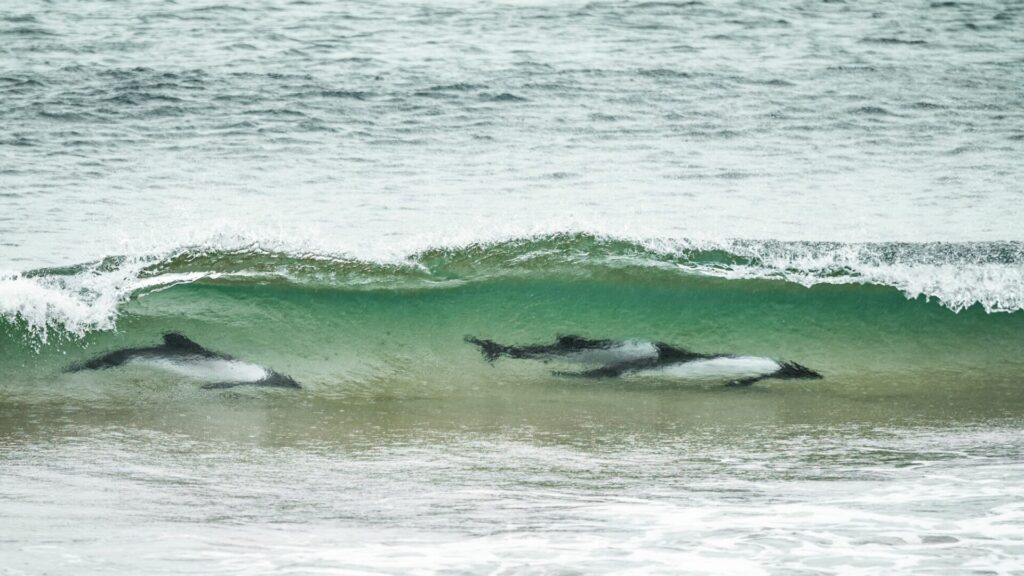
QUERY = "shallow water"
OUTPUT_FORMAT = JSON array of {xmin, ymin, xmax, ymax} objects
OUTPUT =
[
  {"xmin": 3, "ymin": 397, "xmax": 1024, "ymax": 574},
  {"xmin": 2, "ymin": 0, "xmax": 1024, "ymax": 573}
]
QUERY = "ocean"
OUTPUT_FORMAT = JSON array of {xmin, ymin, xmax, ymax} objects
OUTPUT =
[{"xmin": 2, "ymin": 0, "xmax": 1023, "ymax": 573}]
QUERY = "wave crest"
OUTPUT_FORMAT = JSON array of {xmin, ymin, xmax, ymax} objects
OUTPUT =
[{"xmin": 2, "ymin": 234, "xmax": 1022, "ymax": 340}]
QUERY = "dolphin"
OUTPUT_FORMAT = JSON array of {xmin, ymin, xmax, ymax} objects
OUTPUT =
[
  {"xmin": 65, "ymin": 333, "xmax": 300, "ymax": 390},
  {"xmin": 465, "ymin": 335, "xmax": 701, "ymax": 365},
  {"xmin": 466, "ymin": 334, "xmax": 821, "ymax": 387},
  {"xmin": 560, "ymin": 355, "xmax": 822, "ymax": 387}
]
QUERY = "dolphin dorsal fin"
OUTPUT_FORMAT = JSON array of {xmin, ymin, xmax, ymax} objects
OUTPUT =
[{"xmin": 162, "ymin": 332, "xmax": 205, "ymax": 352}]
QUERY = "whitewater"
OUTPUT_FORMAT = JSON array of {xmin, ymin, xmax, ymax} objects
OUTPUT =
[{"xmin": 2, "ymin": 0, "xmax": 1023, "ymax": 574}]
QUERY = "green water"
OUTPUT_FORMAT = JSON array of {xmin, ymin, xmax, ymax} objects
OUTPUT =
[
  {"xmin": 4, "ymin": 273, "xmax": 1021, "ymax": 422},
  {"xmin": 3, "ymin": 260, "xmax": 1023, "ymax": 574},
  {"xmin": 4, "ymin": 0, "xmax": 1024, "ymax": 569}
]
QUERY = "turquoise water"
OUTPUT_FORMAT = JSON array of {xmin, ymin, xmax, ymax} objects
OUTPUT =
[
  {"xmin": 3, "ymin": 240, "xmax": 1023, "ymax": 572},
  {"xmin": 4, "ymin": 239, "xmax": 1024, "ymax": 396},
  {"xmin": 2, "ymin": 1, "xmax": 1024, "ymax": 573}
]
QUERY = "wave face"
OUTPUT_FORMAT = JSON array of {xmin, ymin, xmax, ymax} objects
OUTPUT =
[{"xmin": 2, "ymin": 234, "xmax": 1022, "ymax": 398}]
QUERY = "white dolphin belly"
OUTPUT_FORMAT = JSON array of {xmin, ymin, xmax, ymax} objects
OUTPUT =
[
  {"xmin": 559, "ymin": 340, "xmax": 659, "ymax": 364},
  {"xmin": 625, "ymin": 356, "xmax": 782, "ymax": 381},
  {"xmin": 130, "ymin": 356, "xmax": 269, "ymax": 383}
]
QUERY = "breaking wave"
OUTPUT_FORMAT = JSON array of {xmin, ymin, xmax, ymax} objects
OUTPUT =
[{"xmin": 2, "ymin": 233, "xmax": 1022, "ymax": 343}]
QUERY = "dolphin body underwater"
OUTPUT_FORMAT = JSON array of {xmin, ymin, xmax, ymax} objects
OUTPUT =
[
  {"xmin": 466, "ymin": 335, "xmax": 822, "ymax": 387},
  {"xmin": 66, "ymin": 333, "xmax": 300, "ymax": 390},
  {"xmin": 466, "ymin": 335, "xmax": 687, "ymax": 365}
]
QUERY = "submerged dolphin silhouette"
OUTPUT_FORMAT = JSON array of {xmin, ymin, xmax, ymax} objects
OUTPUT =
[
  {"xmin": 65, "ymin": 333, "xmax": 300, "ymax": 390},
  {"xmin": 465, "ymin": 335, "xmax": 696, "ymax": 365},
  {"xmin": 466, "ymin": 335, "xmax": 821, "ymax": 387}
]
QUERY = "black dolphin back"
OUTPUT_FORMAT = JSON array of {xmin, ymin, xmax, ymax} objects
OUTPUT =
[
  {"xmin": 556, "ymin": 335, "xmax": 612, "ymax": 349},
  {"xmin": 162, "ymin": 333, "xmax": 207, "ymax": 353}
]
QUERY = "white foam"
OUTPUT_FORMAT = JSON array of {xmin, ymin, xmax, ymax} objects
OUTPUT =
[
  {"xmin": 6, "ymin": 427, "xmax": 1023, "ymax": 574},
  {"xmin": 1, "ymin": 232, "xmax": 1021, "ymax": 341},
  {"xmin": 670, "ymin": 240, "xmax": 1024, "ymax": 314},
  {"xmin": 0, "ymin": 263, "xmax": 208, "ymax": 342},
  {"xmin": 0, "ymin": 268, "xmax": 135, "ymax": 342}
]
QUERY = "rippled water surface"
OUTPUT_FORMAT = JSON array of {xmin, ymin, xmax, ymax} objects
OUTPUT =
[
  {"xmin": 2, "ymin": 0, "xmax": 1023, "ymax": 574},
  {"xmin": 3, "ymin": 399, "xmax": 1024, "ymax": 574},
  {"xmin": 3, "ymin": 0, "xmax": 1024, "ymax": 267}
]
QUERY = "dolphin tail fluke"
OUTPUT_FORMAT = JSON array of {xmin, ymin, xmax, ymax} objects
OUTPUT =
[
  {"xmin": 464, "ymin": 336, "xmax": 507, "ymax": 362},
  {"xmin": 64, "ymin": 351, "xmax": 128, "ymax": 373},
  {"xmin": 775, "ymin": 362, "xmax": 823, "ymax": 380},
  {"xmin": 64, "ymin": 359, "xmax": 107, "ymax": 373},
  {"xmin": 64, "ymin": 361, "xmax": 88, "ymax": 373}
]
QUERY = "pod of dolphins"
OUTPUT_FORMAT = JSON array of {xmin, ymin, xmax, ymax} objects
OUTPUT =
[
  {"xmin": 66, "ymin": 332, "xmax": 822, "ymax": 391},
  {"xmin": 465, "ymin": 335, "xmax": 822, "ymax": 387}
]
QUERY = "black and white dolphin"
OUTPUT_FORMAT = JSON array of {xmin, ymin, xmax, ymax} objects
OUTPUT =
[
  {"xmin": 561, "ymin": 355, "xmax": 822, "ymax": 387},
  {"xmin": 465, "ymin": 335, "xmax": 689, "ymax": 365},
  {"xmin": 466, "ymin": 335, "xmax": 821, "ymax": 387},
  {"xmin": 66, "ymin": 333, "xmax": 300, "ymax": 390}
]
